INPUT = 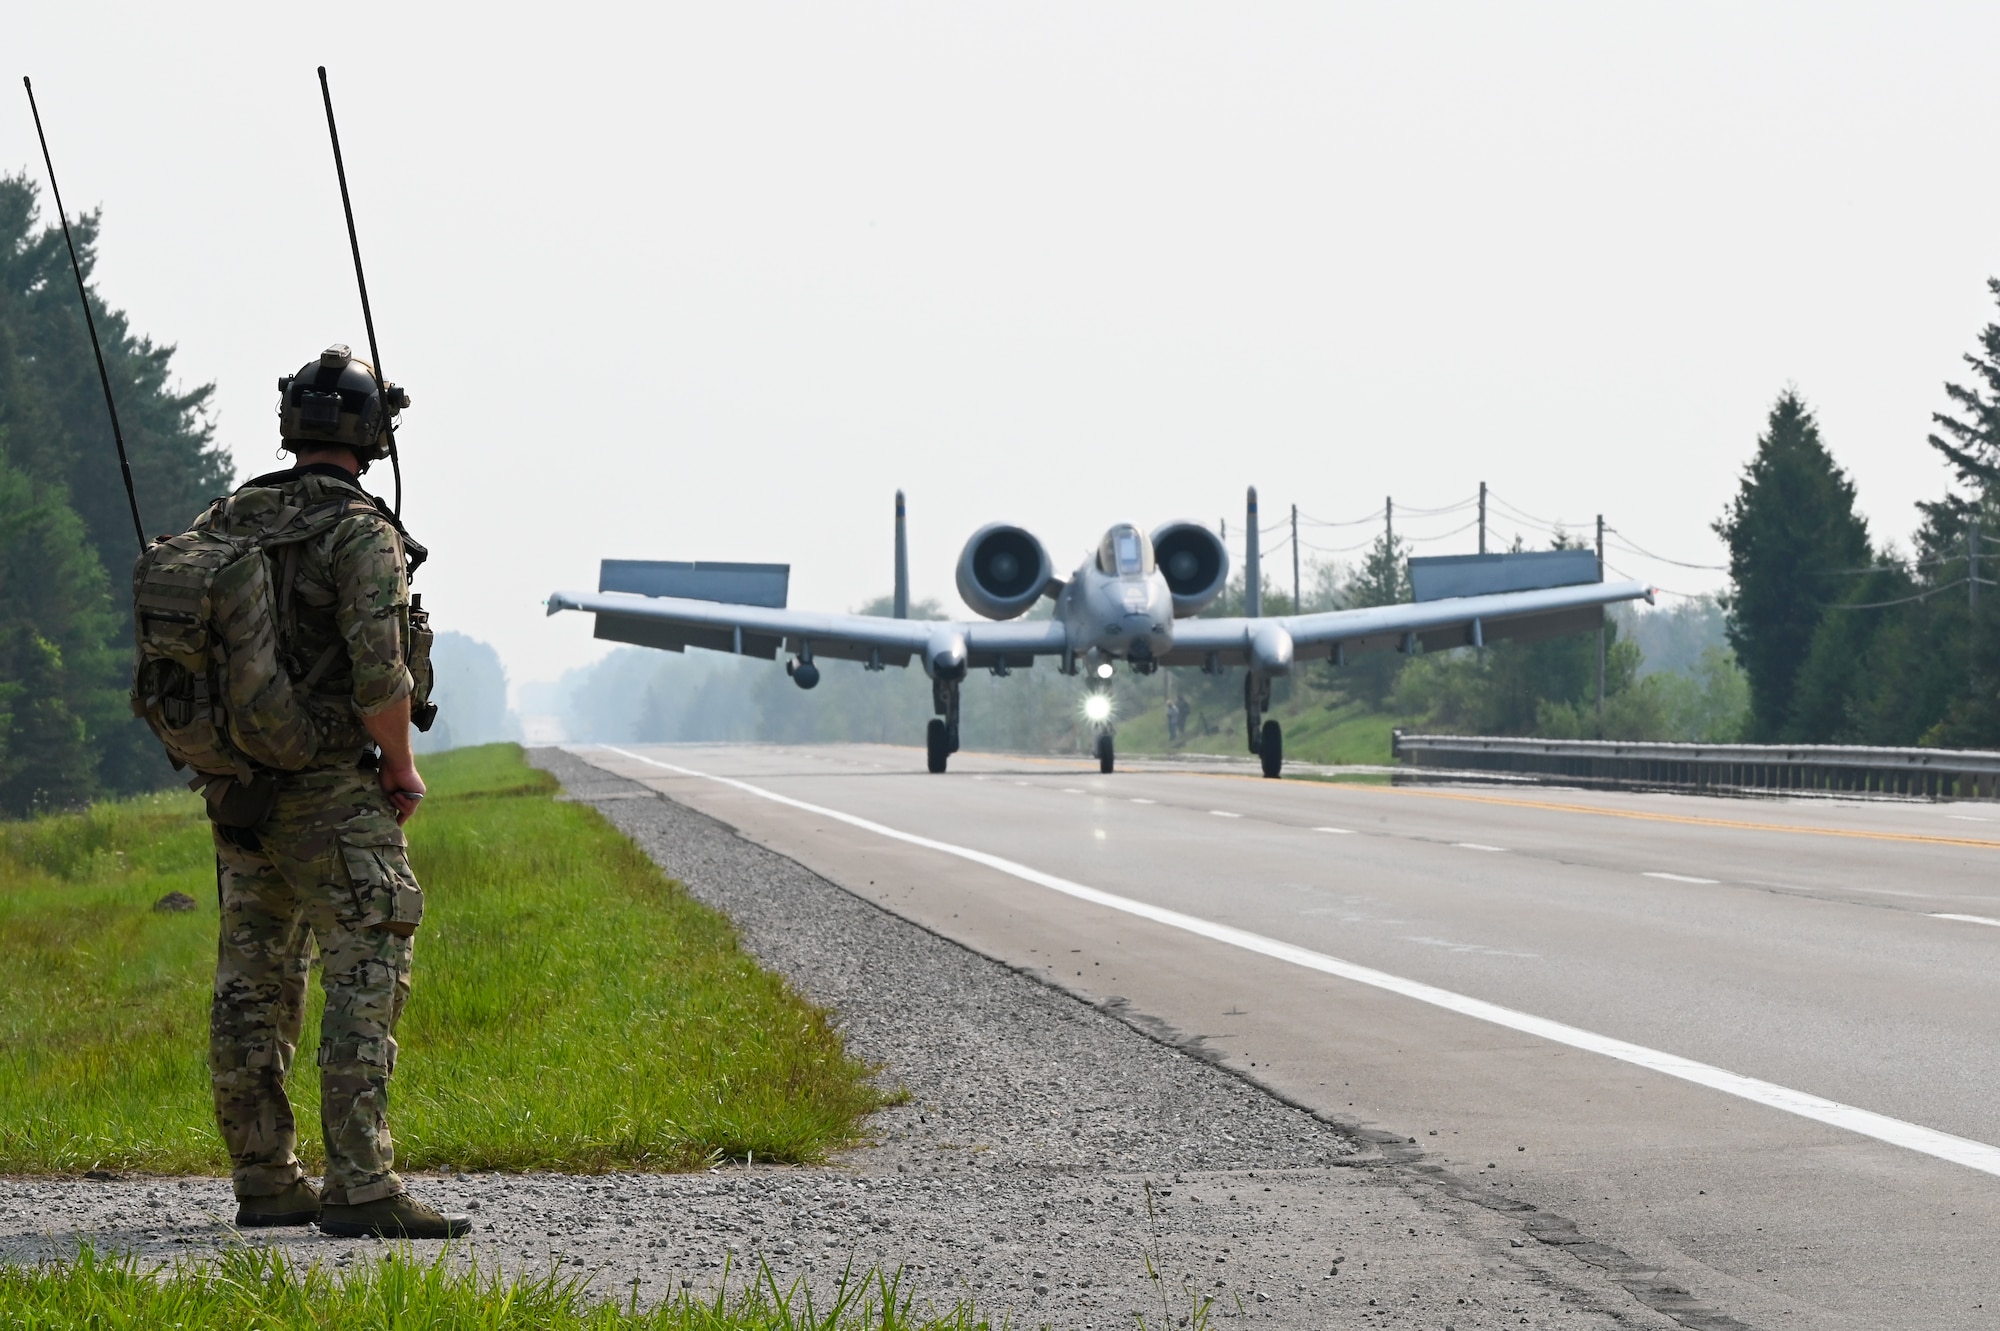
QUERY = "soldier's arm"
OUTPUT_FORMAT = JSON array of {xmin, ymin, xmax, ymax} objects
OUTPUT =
[
  {"xmin": 332, "ymin": 514, "xmax": 424, "ymax": 821},
  {"xmin": 364, "ymin": 699, "xmax": 424, "ymax": 824}
]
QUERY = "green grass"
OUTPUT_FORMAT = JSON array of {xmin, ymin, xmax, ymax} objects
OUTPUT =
[
  {"xmin": 0, "ymin": 745, "xmax": 886, "ymax": 1176},
  {"xmin": 0, "ymin": 1245, "xmax": 991, "ymax": 1330},
  {"xmin": 1113, "ymin": 695, "xmax": 1402, "ymax": 768}
]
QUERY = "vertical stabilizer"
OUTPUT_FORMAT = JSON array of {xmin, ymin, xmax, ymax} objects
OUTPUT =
[
  {"xmin": 893, "ymin": 489, "xmax": 910, "ymax": 619},
  {"xmin": 1244, "ymin": 486, "xmax": 1262, "ymax": 618}
]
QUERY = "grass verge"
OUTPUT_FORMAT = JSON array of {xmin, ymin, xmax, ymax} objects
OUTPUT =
[
  {"xmin": 1114, "ymin": 696, "xmax": 1402, "ymax": 767},
  {"xmin": 0, "ymin": 744, "xmax": 886, "ymax": 1175},
  {"xmin": 0, "ymin": 1245, "xmax": 991, "ymax": 1330}
]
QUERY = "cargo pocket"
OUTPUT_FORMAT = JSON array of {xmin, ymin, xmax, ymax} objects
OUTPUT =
[{"xmin": 338, "ymin": 837, "xmax": 425, "ymax": 937}]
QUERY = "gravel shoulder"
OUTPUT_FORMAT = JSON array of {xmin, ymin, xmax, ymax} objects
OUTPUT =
[{"xmin": 0, "ymin": 748, "xmax": 1688, "ymax": 1329}]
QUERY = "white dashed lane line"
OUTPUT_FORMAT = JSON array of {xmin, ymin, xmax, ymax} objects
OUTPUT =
[
  {"xmin": 1453, "ymin": 842, "xmax": 1506, "ymax": 852},
  {"xmin": 1314, "ymin": 827, "xmax": 1355, "ymax": 835},
  {"xmin": 1933, "ymin": 913, "xmax": 2000, "ymax": 928},
  {"xmin": 1209, "ymin": 810, "xmax": 1243, "ymax": 819},
  {"xmin": 1130, "ymin": 798, "xmax": 1156, "ymax": 805},
  {"xmin": 1645, "ymin": 872, "xmax": 1721, "ymax": 885}
]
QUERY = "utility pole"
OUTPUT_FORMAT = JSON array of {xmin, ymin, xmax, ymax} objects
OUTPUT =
[
  {"xmin": 1291, "ymin": 503, "xmax": 1301, "ymax": 611},
  {"xmin": 1971, "ymin": 520, "xmax": 1981, "ymax": 690},
  {"xmin": 1385, "ymin": 496, "xmax": 1397, "ymax": 600},
  {"xmin": 1596, "ymin": 514, "xmax": 1607, "ymax": 734},
  {"xmin": 1478, "ymin": 481, "xmax": 1487, "ymax": 556}
]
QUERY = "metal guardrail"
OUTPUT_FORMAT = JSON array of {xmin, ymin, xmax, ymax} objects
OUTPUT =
[{"xmin": 1391, "ymin": 731, "xmax": 2000, "ymax": 800}]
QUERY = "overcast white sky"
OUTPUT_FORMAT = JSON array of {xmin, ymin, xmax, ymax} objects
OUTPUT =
[{"xmin": 11, "ymin": 3, "xmax": 2000, "ymax": 693}]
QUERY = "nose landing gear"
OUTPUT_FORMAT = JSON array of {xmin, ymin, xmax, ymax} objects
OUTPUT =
[{"xmin": 1095, "ymin": 732, "xmax": 1115, "ymax": 774}]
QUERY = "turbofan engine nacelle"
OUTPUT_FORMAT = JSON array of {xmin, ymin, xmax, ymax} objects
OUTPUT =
[
  {"xmin": 1150, "ymin": 521, "xmax": 1230, "ymax": 616},
  {"xmin": 956, "ymin": 523, "xmax": 1052, "ymax": 620}
]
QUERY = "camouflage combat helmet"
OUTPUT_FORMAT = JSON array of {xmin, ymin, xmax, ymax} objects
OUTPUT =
[{"xmin": 277, "ymin": 344, "xmax": 409, "ymax": 462}]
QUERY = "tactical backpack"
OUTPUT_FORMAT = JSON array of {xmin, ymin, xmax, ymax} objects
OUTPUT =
[{"xmin": 130, "ymin": 486, "xmax": 428, "ymax": 786}]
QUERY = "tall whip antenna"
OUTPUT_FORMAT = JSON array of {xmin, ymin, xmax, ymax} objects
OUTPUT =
[
  {"xmin": 316, "ymin": 65, "xmax": 401, "ymax": 516},
  {"xmin": 21, "ymin": 77, "xmax": 146, "ymax": 549}
]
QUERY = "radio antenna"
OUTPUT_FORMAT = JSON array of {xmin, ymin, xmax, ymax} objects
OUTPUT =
[
  {"xmin": 316, "ymin": 65, "xmax": 401, "ymax": 516},
  {"xmin": 22, "ymin": 77, "xmax": 146, "ymax": 550}
]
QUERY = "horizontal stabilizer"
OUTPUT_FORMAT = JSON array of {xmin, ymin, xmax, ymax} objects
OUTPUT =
[
  {"xmin": 599, "ymin": 560, "xmax": 789, "ymax": 608},
  {"xmin": 1408, "ymin": 549, "xmax": 1599, "ymax": 602}
]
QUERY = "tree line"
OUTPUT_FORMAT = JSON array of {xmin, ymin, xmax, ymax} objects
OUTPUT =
[
  {"xmin": 0, "ymin": 174, "xmax": 232, "ymax": 814},
  {"xmin": 1718, "ymin": 283, "xmax": 2000, "ymax": 748}
]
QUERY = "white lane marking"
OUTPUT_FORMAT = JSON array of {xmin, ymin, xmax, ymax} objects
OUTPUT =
[
  {"xmin": 1933, "ymin": 913, "xmax": 2000, "ymax": 928},
  {"xmin": 1209, "ymin": 810, "xmax": 1243, "ymax": 819},
  {"xmin": 1130, "ymin": 798, "xmax": 1157, "ymax": 805},
  {"xmin": 1062, "ymin": 788, "xmax": 1085, "ymax": 795},
  {"xmin": 1453, "ymin": 842, "xmax": 1506, "ymax": 852},
  {"xmin": 1314, "ymin": 827, "xmax": 1356, "ymax": 835},
  {"xmin": 1948, "ymin": 815, "xmax": 1991, "ymax": 823},
  {"xmin": 597, "ymin": 746, "xmax": 2000, "ymax": 1180},
  {"xmin": 1644, "ymin": 872, "xmax": 1721, "ymax": 885}
]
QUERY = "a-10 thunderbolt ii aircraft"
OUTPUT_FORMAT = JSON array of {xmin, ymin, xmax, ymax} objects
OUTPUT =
[{"xmin": 546, "ymin": 488, "xmax": 1652, "ymax": 778}]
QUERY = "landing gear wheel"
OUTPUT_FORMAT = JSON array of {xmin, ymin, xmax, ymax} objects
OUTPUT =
[
  {"xmin": 1259, "ymin": 720, "xmax": 1283, "ymax": 779},
  {"xmin": 926, "ymin": 719, "xmax": 950, "ymax": 774},
  {"xmin": 1096, "ymin": 733, "xmax": 1115, "ymax": 774}
]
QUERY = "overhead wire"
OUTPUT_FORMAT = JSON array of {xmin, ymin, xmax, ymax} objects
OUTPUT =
[
  {"xmin": 1822, "ymin": 579, "xmax": 1971, "ymax": 611},
  {"xmin": 1604, "ymin": 533, "xmax": 1727, "ymax": 572},
  {"xmin": 1298, "ymin": 506, "xmax": 1386, "ymax": 528},
  {"xmin": 1393, "ymin": 496, "xmax": 1478, "ymax": 517}
]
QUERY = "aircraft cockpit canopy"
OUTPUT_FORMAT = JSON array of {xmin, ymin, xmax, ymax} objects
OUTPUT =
[{"xmin": 1097, "ymin": 524, "xmax": 1155, "ymax": 578}]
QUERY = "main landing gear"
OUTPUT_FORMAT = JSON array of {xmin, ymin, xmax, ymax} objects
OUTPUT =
[
  {"xmin": 1245, "ymin": 672, "xmax": 1283, "ymax": 779},
  {"xmin": 926, "ymin": 677, "xmax": 962, "ymax": 774}
]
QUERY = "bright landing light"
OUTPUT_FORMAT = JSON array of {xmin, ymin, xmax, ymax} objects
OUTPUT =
[
  {"xmin": 1083, "ymin": 693, "xmax": 1113, "ymax": 722},
  {"xmin": 1095, "ymin": 662, "xmax": 1114, "ymax": 679}
]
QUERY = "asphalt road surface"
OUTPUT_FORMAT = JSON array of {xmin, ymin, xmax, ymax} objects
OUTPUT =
[{"xmin": 574, "ymin": 741, "xmax": 2000, "ymax": 1330}]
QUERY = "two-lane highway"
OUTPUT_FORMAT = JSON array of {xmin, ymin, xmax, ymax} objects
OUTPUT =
[{"xmin": 576, "ymin": 742, "xmax": 2000, "ymax": 1329}]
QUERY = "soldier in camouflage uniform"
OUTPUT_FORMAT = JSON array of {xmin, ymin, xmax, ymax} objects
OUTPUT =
[{"xmin": 209, "ymin": 346, "xmax": 466, "ymax": 1239}]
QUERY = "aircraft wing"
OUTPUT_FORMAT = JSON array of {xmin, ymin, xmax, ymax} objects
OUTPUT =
[
  {"xmin": 1161, "ymin": 578, "xmax": 1653, "ymax": 668},
  {"xmin": 546, "ymin": 590, "xmax": 1069, "ymax": 670}
]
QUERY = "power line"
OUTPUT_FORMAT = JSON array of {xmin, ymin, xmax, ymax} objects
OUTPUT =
[
  {"xmin": 1822, "ymin": 580, "xmax": 1970, "ymax": 611},
  {"xmin": 1393, "ymin": 496, "xmax": 1478, "ymax": 517},
  {"xmin": 1404, "ymin": 518, "xmax": 1481, "ymax": 544},
  {"xmin": 1604, "ymin": 533, "xmax": 1727, "ymax": 572},
  {"xmin": 1298, "ymin": 506, "xmax": 1386, "ymax": 528},
  {"xmin": 1299, "ymin": 534, "xmax": 1384, "ymax": 555}
]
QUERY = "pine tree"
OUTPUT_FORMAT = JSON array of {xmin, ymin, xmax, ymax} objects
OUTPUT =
[
  {"xmin": 1714, "ymin": 391, "xmax": 1872, "ymax": 741},
  {"xmin": 0, "ymin": 176, "xmax": 231, "ymax": 563},
  {"xmin": 0, "ymin": 455, "xmax": 123, "ymax": 813},
  {"xmin": 0, "ymin": 173, "xmax": 235, "ymax": 799},
  {"xmin": 1321, "ymin": 527, "xmax": 1411, "ymax": 706},
  {"xmin": 1923, "ymin": 278, "xmax": 2000, "ymax": 519}
]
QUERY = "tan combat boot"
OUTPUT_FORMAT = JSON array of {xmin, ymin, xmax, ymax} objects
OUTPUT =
[
  {"xmin": 235, "ymin": 1178, "xmax": 322, "ymax": 1228},
  {"xmin": 317, "ymin": 1192, "xmax": 471, "ymax": 1239}
]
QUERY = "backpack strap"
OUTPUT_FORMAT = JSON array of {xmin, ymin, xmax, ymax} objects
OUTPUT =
[
  {"xmin": 258, "ymin": 497, "xmax": 381, "ymax": 686},
  {"xmin": 297, "ymin": 639, "xmax": 347, "ymax": 693}
]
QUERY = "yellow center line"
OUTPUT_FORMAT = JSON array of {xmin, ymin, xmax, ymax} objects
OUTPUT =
[{"xmin": 1320, "ymin": 783, "xmax": 2000, "ymax": 850}]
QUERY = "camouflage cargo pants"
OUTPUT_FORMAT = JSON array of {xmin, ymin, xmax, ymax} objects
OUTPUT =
[{"xmin": 210, "ymin": 764, "xmax": 426, "ymax": 1205}]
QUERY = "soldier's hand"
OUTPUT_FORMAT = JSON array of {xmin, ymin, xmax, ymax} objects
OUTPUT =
[{"xmin": 381, "ymin": 762, "xmax": 427, "ymax": 824}]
